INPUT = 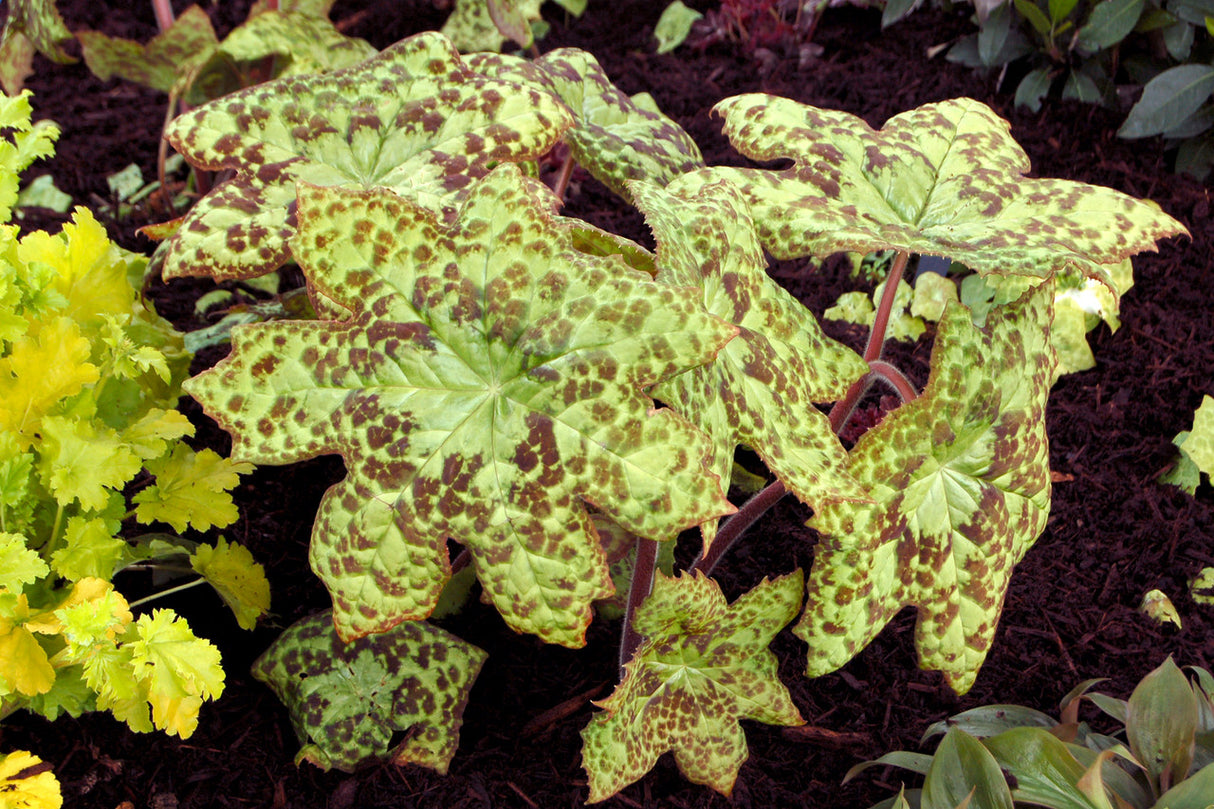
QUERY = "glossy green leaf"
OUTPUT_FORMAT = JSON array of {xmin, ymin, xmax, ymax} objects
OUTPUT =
[
  {"xmin": 796, "ymin": 282, "xmax": 1056, "ymax": 694},
  {"xmin": 845, "ymin": 750, "xmax": 936, "ymax": 782},
  {"xmin": 1049, "ymin": 0, "xmax": 1080, "ymax": 23},
  {"xmin": 1126, "ymin": 656, "xmax": 1198, "ymax": 790},
  {"xmin": 1062, "ymin": 71, "xmax": 1102, "ymax": 104},
  {"xmin": 981, "ymin": 727, "xmax": 1105, "ymax": 809},
  {"xmin": 251, "ymin": 611, "xmax": 486, "ymax": 773},
  {"xmin": 581, "ymin": 571, "xmax": 804, "ymax": 801},
  {"xmin": 1015, "ymin": 67, "xmax": 1053, "ymax": 112},
  {"xmin": 77, "ymin": 6, "xmax": 219, "ymax": 96},
  {"xmin": 630, "ymin": 178, "xmax": 865, "ymax": 546},
  {"xmin": 1015, "ymin": 0, "xmax": 1054, "ymax": 37},
  {"xmin": 690, "ymin": 96, "xmax": 1186, "ymax": 283},
  {"xmin": 159, "ymin": 31, "xmax": 572, "ymax": 282},
  {"xmin": 922, "ymin": 705, "xmax": 1058, "ymax": 743},
  {"xmin": 922, "ymin": 728, "xmax": 1015, "ymax": 809},
  {"xmin": 1120, "ymin": 65, "xmax": 1214, "ymax": 139},
  {"xmin": 1077, "ymin": 0, "xmax": 1145, "ymax": 51},
  {"xmin": 185, "ymin": 167, "xmax": 736, "ymax": 646},
  {"xmin": 982, "ymin": 3, "xmax": 1016, "ymax": 66},
  {"xmin": 1154, "ymin": 761, "xmax": 1214, "ymax": 809}
]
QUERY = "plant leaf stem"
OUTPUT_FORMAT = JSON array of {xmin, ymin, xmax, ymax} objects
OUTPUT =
[
  {"xmin": 866, "ymin": 359, "xmax": 918, "ymax": 403},
  {"xmin": 863, "ymin": 250, "xmax": 910, "ymax": 363},
  {"xmin": 689, "ymin": 477, "xmax": 788, "ymax": 578},
  {"xmin": 128, "ymin": 576, "xmax": 209, "ymax": 609},
  {"xmin": 151, "ymin": 0, "xmax": 174, "ymax": 33},
  {"xmin": 619, "ymin": 537, "xmax": 659, "ymax": 675},
  {"xmin": 551, "ymin": 147, "xmax": 576, "ymax": 203}
]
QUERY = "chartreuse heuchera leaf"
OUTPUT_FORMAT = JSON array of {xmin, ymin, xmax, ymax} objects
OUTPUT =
[
  {"xmin": 797, "ymin": 281, "xmax": 1056, "ymax": 694},
  {"xmin": 0, "ymin": 749, "xmax": 62, "ymax": 809},
  {"xmin": 184, "ymin": 165, "xmax": 737, "ymax": 646},
  {"xmin": 581, "ymin": 571, "xmax": 804, "ymax": 801},
  {"xmin": 690, "ymin": 95, "xmax": 1187, "ymax": 282},
  {"xmin": 252, "ymin": 611, "xmax": 486, "ymax": 773},
  {"xmin": 629, "ymin": 177, "xmax": 866, "ymax": 545},
  {"xmin": 158, "ymin": 31, "xmax": 573, "ymax": 282}
]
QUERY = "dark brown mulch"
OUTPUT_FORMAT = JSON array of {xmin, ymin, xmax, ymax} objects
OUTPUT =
[{"xmin": 2, "ymin": 1, "xmax": 1211, "ymax": 808}]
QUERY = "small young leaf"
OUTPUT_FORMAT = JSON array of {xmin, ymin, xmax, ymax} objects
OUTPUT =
[
  {"xmin": 921, "ymin": 728, "xmax": 1014, "ymax": 809},
  {"xmin": 159, "ymin": 31, "xmax": 573, "ymax": 282},
  {"xmin": 189, "ymin": 538, "xmax": 271, "ymax": 630},
  {"xmin": 655, "ymin": 1, "xmax": 704, "ymax": 53},
  {"xmin": 1191, "ymin": 567, "xmax": 1214, "ymax": 605},
  {"xmin": 797, "ymin": 282, "xmax": 1056, "ymax": 693},
  {"xmin": 693, "ymin": 96, "xmax": 1186, "ymax": 283},
  {"xmin": 1139, "ymin": 588, "xmax": 1182, "ymax": 628},
  {"xmin": 580, "ymin": 571, "xmax": 804, "ymax": 801},
  {"xmin": 630, "ymin": 178, "xmax": 865, "ymax": 546},
  {"xmin": 1126, "ymin": 656, "xmax": 1198, "ymax": 789},
  {"xmin": 1176, "ymin": 395, "xmax": 1214, "ymax": 478},
  {"xmin": 1119, "ymin": 64, "xmax": 1214, "ymax": 139},
  {"xmin": 251, "ymin": 611, "xmax": 486, "ymax": 773},
  {"xmin": 1014, "ymin": 0, "xmax": 1054, "ymax": 37},
  {"xmin": 185, "ymin": 167, "xmax": 736, "ymax": 646},
  {"xmin": 441, "ymin": 0, "xmax": 543, "ymax": 52}
]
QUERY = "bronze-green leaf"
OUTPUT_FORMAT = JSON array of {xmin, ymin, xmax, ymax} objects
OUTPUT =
[
  {"xmin": 184, "ymin": 166, "xmax": 736, "ymax": 647},
  {"xmin": 251, "ymin": 611, "xmax": 486, "ymax": 773},
  {"xmin": 158, "ymin": 31, "xmax": 572, "ymax": 282},
  {"xmin": 691, "ymin": 95, "xmax": 1186, "ymax": 282},
  {"xmin": 631, "ymin": 177, "xmax": 867, "ymax": 545},
  {"xmin": 77, "ymin": 6, "xmax": 219, "ymax": 96},
  {"xmin": 796, "ymin": 281, "xmax": 1056, "ymax": 694},
  {"xmin": 581, "ymin": 571, "xmax": 804, "ymax": 801}
]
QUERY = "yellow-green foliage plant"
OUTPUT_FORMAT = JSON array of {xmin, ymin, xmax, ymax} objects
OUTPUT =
[
  {"xmin": 157, "ymin": 31, "xmax": 1187, "ymax": 801},
  {"xmin": 0, "ymin": 90, "xmax": 269, "ymax": 764}
]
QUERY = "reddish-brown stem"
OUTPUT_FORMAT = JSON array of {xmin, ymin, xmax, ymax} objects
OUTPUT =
[
  {"xmin": 867, "ymin": 359, "xmax": 918, "ymax": 403},
  {"xmin": 551, "ymin": 150, "xmax": 575, "ymax": 204},
  {"xmin": 619, "ymin": 538, "xmax": 659, "ymax": 675},
  {"xmin": 151, "ymin": 0, "xmax": 174, "ymax": 32},
  {"xmin": 863, "ymin": 250, "xmax": 911, "ymax": 363},
  {"xmin": 451, "ymin": 548, "xmax": 471, "ymax": 575},
  {"xmin": 690, "ymin": 478, "xmax": 788, "ymax": 577}
]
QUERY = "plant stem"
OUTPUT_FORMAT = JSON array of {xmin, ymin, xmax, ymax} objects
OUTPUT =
[
  {"xmin": 689, "ymin": 478, "xmax": 788, "ymax": 577},
  {"xmin": 151, "ymin": 0, "xmax": 174, "ymax": 32},
  {"xmin": 551, "ymin": 150, "xmax": 575, "ymax": 204},
  {"xmin": 128, "ymin": 576, "xmax": 209, "ymax": 609},
  {"xmin": 619, "ymin": 538, "xmax": 658, "ymax": 676},
  {"xmin": 862, "ymin": 250, "xmax": 910, "ymax": 363},
  {"xmin": 867, "ymin": 359, "xmax": 918, "ymax": 403}
]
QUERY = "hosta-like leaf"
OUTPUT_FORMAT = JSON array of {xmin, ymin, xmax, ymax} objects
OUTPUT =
[
  {"xmin": 581, "ymin": 571, "xmax": 804, "ymax": 801},
  {"xmin": 158, "ymin": 31, "xmax": 572, "ymax": 282},
  {"xmin": 796, "ymin": 281, "xmax": 1056, "ymax": 694},
  {"xmin": 185, "ymin": 166, "xmax": 736, "ymax": 646},
  {"xmin": 251, "ymin": 611, "xmax": 486, "ymax": 773},
  {"xmin": 690, "ymin": 95, "xmax": 1186, "ymax": 282},
  {"xmin": 630, "ymin": 178, "xmax": 866, "ymax": 545}
]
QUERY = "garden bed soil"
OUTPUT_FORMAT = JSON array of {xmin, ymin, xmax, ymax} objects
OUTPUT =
[{"xmin": 2, "ymin": 1, "xmax": 1212, "ymax": 807}]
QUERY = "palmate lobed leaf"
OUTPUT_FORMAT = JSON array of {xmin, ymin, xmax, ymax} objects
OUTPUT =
[
  {"xmin": 581, "ymin": 571, "xmax": 805, "ymax": 802},
  {"xmin": 157, "ymin": 31, "xmax": 573, "ymax": 282},
  {"xmin": 797, "ymin": 281, "xmax": 1056, "ymax": 694},
  {"xmin": 77, "ymin": 5, "xmax": 219, "ymax": 96},
  {"xmin": 629, "ymin": 177, "xmax": 866, "ymax": 546},
  {"xmin": 251, "ymin": 611, "xmax": 485, "ymax": 774},
  {"xmin": 184, "ymin": 166, "xmax": 737, "ymax": 647},
  {"xmin": 688, "ymin": 95, "xmax": 1187, "ymax": 283}
]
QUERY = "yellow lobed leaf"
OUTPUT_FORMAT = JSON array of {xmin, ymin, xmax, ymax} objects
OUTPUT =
[
  {"xmin": 0, "ymin": 317, "xmax": 98, "ymax": 439},
  {"xmin": 119, "ymin": 408, "xmax": 195, "ymax": 461},
  {"xmin": 0, "ymin": 532, "xmax": 48, "ymax": 593},
  {"xmin": 126, "ymin": 609, "xmax": 225, "ymax": 738},
  {"xmin": 189, "ymin": 538, "xmax": 271, "ymax": 630},
  {"xmin": 0, "ymin": 594, "xmax": 53, "ymax": 698},
  {"xmin": 49, "ymin": 516, "xmax": 127, "ymax": 582},
  {"xmin": 0, "ymin": 749, "xmax": 63, "ymax": 809},
  {"xmin": 133, "ymin": 446, "xmax": 253, "ymax": 533},
  {"xmin": 36, "ymin": 416, "xmax": 142, "ymax": 511}
]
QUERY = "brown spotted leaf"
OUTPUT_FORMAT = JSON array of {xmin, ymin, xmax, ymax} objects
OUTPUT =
[
  {"xmin": 795, "ymin": 281, "xmax": 1057, "ymax": 694},
  {"xmin": 158, "ymin": 30, "xmax": 572, "ymax": 282},
  {"xmin": 77, "ymin": 6, "xmax": 219, "ymax": 96},
  {"xmin": 184, "ymin": 166, "xmax": 737, "ymax": 647},
  {"xmin": 0, "ymin": 0, "xmax": 73, "ymax": 94},
  {"xmin": 468, "ymin": 48, "xmax": 705, "ymax": 203},
  {"xmin": 251, "ymin": 611, "xmax": 486, "ymax": 773},
  {"xmin": 691, "ymin": 95, "xmax": 1186, "ymax": 282},
  {"xmin": 630, "ymin": 177, "xmax": 867, "ymax": 546},
  {"xmin": 581, "ymin": 571, "xmax": 805, "ymax": 801}
]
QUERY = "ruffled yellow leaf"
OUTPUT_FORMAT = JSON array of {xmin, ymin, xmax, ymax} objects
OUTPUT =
[
  {"xmin": 0, "ymin": 532, "xmax": 47, "ymax": 592},
  {"xmin": 126, "ymin": 610, "xmax": 225, "ymax": 738},
  {"xmin": 133, "ymin": 446, "xmax": 252, "ymax": 532},
  {"xmin": 49, "ymin": 516, "xmax": 126, "ymax": 582},
  {"xmin": 119, "ymin": 408, "xmax": 194, "ymax": 461},
  {"xmin": 189, "ymin": 538, "xmax": 270, "ymax": 630},
  {"xmin": 0, "ymin": 749, "xmax": 63, "ymax": 809},
  {"xmin": 36, "ymin": 416, "xmax": 141, "ymax": 511},
  {"xmin": 0, "ymin": 317, "xmax": 98, "ymax": 439},
  {"xmin": 0, "ymin": 595, "xmax": 53, "ymax": 697}
]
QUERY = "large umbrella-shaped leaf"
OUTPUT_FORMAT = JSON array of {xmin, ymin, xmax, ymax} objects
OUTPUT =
[
  {"xmin": 581, "ymin": 571, "xmax": 804, "ymax": 801},
  {"xmin": 630, "ymin": 177, "xmax": 866, "ymax": 546},
  {"xmin": 468, "ymin": 48, "xmax": 705, "ymax": 203},
  {"xmin": 796, "ymin": 281, "xmax": 1056, "ymax": 694},
  {"xmin": 688, "ymin": 95, "xmax": 1186, "ymax": 281},
  {"xmin": 158, "ymin": 31, "xmax": 572, "ymax": 282},
  {"xmin": 184, "ymin": 166, "xmax": 737, "ymax": 647},
  {"xmin": 251, "ymin": 611, "xmax": 486, "ymax": 773}
]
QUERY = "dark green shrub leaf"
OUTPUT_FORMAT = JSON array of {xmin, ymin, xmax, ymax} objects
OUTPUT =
[
  {"xmin": 1015, "ymin": 67, "xmax": 1053, "ymax": 111},
  {"xmin": 1062, "ymin": 70, "xmax": 1102, "ymax": 103},
  {"xmin": 1176, "ymin": 133, "xmax": 1214, "ymax": 180},
  {"xmin": 580, "ymin": 571, "xmax": 804, "ymax": 801},
  {"xmin": 185, "ymin": 167, "xmax": 736, "ymax": 646},
  {"xmin": 159, "ymin": 31, "xmax": 572, "ymax": 282},
  {"xmin": 1168, "ymin": 0, "xmax": 1214, "ymax": 26},
  {"xmin": 796, "ymin": 283, "xmax": 1056, "ymax": 693},
  {"xmin": 1015, "ymin": 0, "xmax": 1055, "ymax": 36},
  {"xmin": 1077, "ymin": 0, "xmax": 1144, "ymax": 49},
  {"xmin": 251, "ymin": 611, "xmax": 486, "ymax": 773},
  {"xmin": 981, "ymin": 3, "xmax": 1015, "ymax": 65},
  {"xmin": 1119, "ymin": 64, "xmax": 1214, "ymax": 139},
  {"xmin": 1049, "ymin": 0, "xmax": 1080, "ymax": 25}
]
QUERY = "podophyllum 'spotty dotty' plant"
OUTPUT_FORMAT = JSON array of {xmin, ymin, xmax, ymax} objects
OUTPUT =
[{"xmin": 160, "ymin": 30, "xmax": 1186, "ymax": 801}]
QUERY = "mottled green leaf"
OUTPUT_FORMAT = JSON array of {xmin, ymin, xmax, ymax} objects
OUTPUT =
[
  {"xmin": 77, "ymin": 6, "xmax": 219, "ymax": 95},
  {"xmin": 581, "ymin": 571, "xmax": 804, "ymax": 801},
  {"xmin": 0, "ymin": 0, "xmax": 74, "ymax": 93},
  {"xmin": 442, "ymin": 0, "xmax": 543, "ymax": 52},
  {"xmin": 251, "ymin": 611, "xmax": 486, "ymax": 773},
  {"xmin": 470, "ymin": 48, "xmax": 705, "ymax": 203},
  {"xmin": 655, "ymin": 1, "xmax": 704, "ymax": 53},
  {"xmin": 689, "ymin": 96, "xmax": 1186, "ymax": 283},
  {"xmin": 211, "ymin": 10, "xmax": 376, "ymax": 79},
  {"xmin": 630, "ymin": 178, "xmax": 865, "ymax": 546},
  {"xmin": 797, "ymin": 282, "xmax": 1056, "ymax": 694},
  {"xmin": 1177, "ymin": 395, "xmax": 1214, "ymax": 479},
  {"xmin": 159, "ymin": 31, "xmax": 572, "ymax": 282},
  {"xmin": 185, "ymin": 167, "xmax": 736, "ymax": 646}
]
